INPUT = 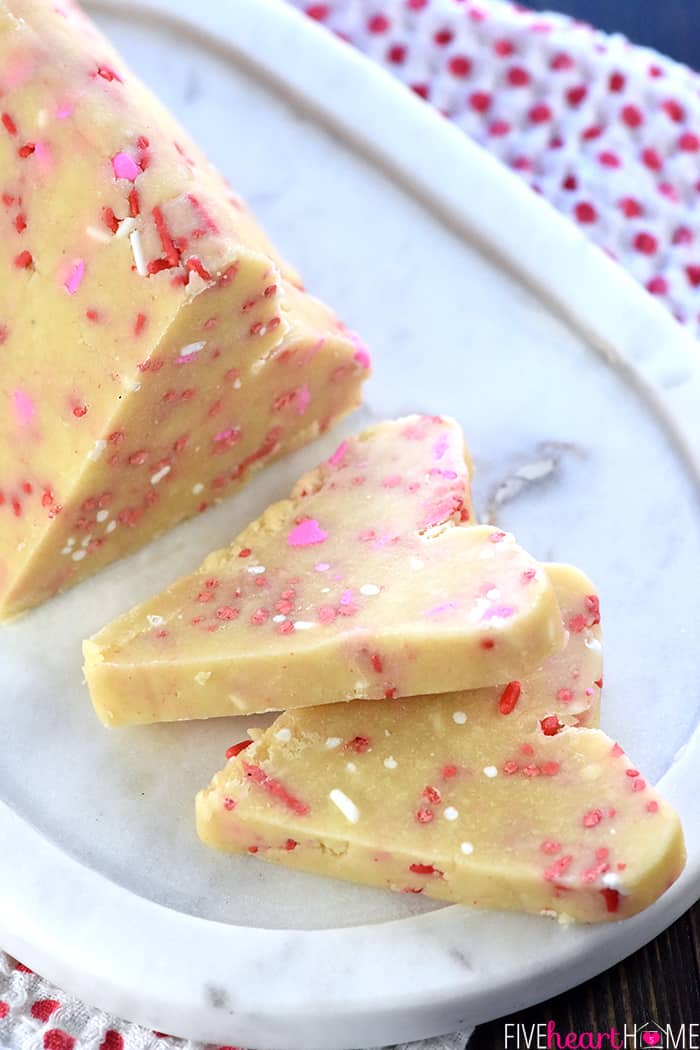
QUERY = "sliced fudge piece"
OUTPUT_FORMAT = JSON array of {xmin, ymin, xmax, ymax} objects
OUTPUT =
[
  {"xmin": 0, "ymin": 0, "xmax": 368, "ymax": 617},
  {"xmin": 196, "ymin": 570, "xmax": 684, "ymax": 924},
  {"xmin": 84, "ymin": 415, "xmax": 564, "ymax": 725}
]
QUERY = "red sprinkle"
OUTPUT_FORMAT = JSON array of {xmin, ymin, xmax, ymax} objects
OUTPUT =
[
  {"xmin": 415, "ymin": 807, "xmax": 434, "ymax": 824},
  {"xmin": 600, "ymin": 888, "xmax": 620, "ymax": 913},
  {"xmin": 346, "ymin": 735, "xmax": 371, "ymax": 753},
  {"xmin": 134, "ymin": 312, "xmax": 147, "ymax": 336},
  {"xmin": 243, "ymin": 761, "xmax": 310, "ymax": 816},
  {"xmin": 540, "ymin": 715, "xmax": 563, "ymax": 736},
  {"xmin": 226, "ymin": 740, "xmax": 252, "ymax": 760},
  {"xmin": 17, "ymin": 142, "xmax": 35, "ymax": 158},
  {"xmin": 409, "ymin": 863, "xmax": 442, "ymax": 876},
  {"xmin": 498, "ymin": 680, "xmax": 522, "ymax": 715},
  {"xmin": 1, "ymin": 113, "xmax": 17, "ymax": 135},
  {"xmin": 583, "ymin": 808, "xmax": 604, "ymax": 828},
  {"xmin": 152, "ymin": 205, "xmax": 180, "ymax": 266},
  {"xmin": 14, "ymin": 250, "xmax": 33, "ymax": 269},
  {"xmin": 422, "ymin": 785, "xmax": 441, "ymax": 805}
]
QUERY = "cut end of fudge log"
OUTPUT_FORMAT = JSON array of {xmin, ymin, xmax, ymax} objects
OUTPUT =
[
  {"xmin": 83, "ymin": 415, "xmax": 566, "ymax": 725},
  {"xmin": 196, "ymin": 682, "xmax": 684, "ymax": 924},
  {"xmin": 0, "ymin": 0, "xmax": 369, "ymax": 618}
]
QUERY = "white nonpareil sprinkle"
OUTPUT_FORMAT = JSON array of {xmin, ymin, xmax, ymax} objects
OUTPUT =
[
  {"xmin": 66, "ymin": 537, "xmax": 75, "ymax": 548},
  {"xmin": 179, "ymin": 340, "xmax": 206, "ymax": 358},
  {"xmin": 383, "ymin": 756, "xmax": 398, "ymax": 769},
  {"xmin": 233, "ymin": 377, "xmax": 242, "ymax": 389},
  {"xmin": 272, "ymin": 614, "xmax": 286, "ymax": 624},
  {"xmin": 105, "ymin": 520, "xmax": 117, "ymax": 534},
  {"xmin": 294, "ymin": 621, "xmax": 315, "ymax": 630},
  {"xmin": 460, "ymin": 842, "xmax": 474, "ymax": 855},
  {"xmin": 96, "ymin": 509, "xmax": 109, "ymax": 523},
  {"xmin": 602, "ymin": 872, "xmax": 620, "ymax": 888},
  {"xmin": 87, "ymin": 439, "xmax": 106, "ymax": 462},
  {"xmin": 192, "ymin": 483, "xmax": 204, "ymax": 495},
  {"xmin": 325, "ymin": 737, "xmax": 342, "ymax": 749},
  {"xmin": 443, "ymin": 806, "xmax": 459, "ymax": 821},
  {"xmin": 346, "ymin": 762, "xmax": 357, "ymax": 773},
  {"xmin": 129, "ymin": 228, "xmax": 147, "ymax": 275},
  {"xmin": 275, "ymin": 727, "xmax": 292, "ymax": 743},
  {"xmin": 329, "ymin": 788, "xmax": 359, "ymax": 824},
  {"xmin": 483, "ymin": 766, "xmax": 498, "ymax": 778},
  {"xmin": 150, "ymin": 464, "xmax": 171, "ymax": 485},
  {"xmin": 247, "ymin": 565, "xmax": 266, "ymax": 575},
  {"xmin": 71, "ymin": 549, "xmax": 86, "ymax": 561},
  {"xmin": 147, "ymin": 614, "xmax": 164, "ymax": 627},
  {"xmin": 359, "ymin": 583, "xmax": 380, "ymax": 596},
  {"xmin": 452, "ymin": 711, "xmax": 467, "ymax": 725}
]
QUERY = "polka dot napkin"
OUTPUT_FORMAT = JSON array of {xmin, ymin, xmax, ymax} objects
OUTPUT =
[{"xmin": 3, "ymin": 0, "xmax": 698, "ymax": 1047}]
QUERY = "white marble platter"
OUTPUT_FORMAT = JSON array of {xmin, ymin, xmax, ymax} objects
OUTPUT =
[{"xmin": 0, "ymin": 0, "xmax": 699, "ymax": 1046}]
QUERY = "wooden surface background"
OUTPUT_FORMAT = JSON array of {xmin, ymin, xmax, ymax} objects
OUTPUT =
[{"xmin": 473, "ymin": 1, "xmax": 699, "ymax": 1042}]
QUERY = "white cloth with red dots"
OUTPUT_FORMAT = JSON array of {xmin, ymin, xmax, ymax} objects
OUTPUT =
[
  {"xmin": 290, "ymin": 0, "xmax": 700, "ymax": 333},
  {"xmin": 1, "ymin": 0, "xmax": 698, "ymax": 1046}
]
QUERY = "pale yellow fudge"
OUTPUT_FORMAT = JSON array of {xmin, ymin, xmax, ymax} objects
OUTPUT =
[
  {"xmin": 0, "ymin": 0, "xmax": 369, "ymax": 618},
  {"xmin": 197, "ymin": 572, "xmax": 685, "ymax": 923},
  {"xmin": 84, "ymin": 415, "xmax": 564, "ymax": 725}
]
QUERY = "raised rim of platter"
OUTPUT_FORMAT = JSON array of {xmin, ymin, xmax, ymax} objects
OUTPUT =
[{"xmin": 1, "ymin": 0, "xmax": 698, "ymax": 1046}]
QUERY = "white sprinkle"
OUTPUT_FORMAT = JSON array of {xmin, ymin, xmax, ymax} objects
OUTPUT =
[
  {"xmin": 360, "ymin": 583, "xmax": 380, "ymax": 596},
  {"xmin": 247, "ymin": 565, "xmax": 266, "ymax": 574},
  {"xmin": 192, "ymin": 483, "xmax": 204, "ymax": 495},
  {"xmin": 71, "ymin": 549, "xmax": 86, "ymax": 562},
  {"xmin": 410, "ymin": 557, "xmax": 424, "ymax": 570},
  {"xmin": 294, "ymin": 621, "xmax": 315, "ymax": 630},
  {"xmin": 105, "ymin": 520, "xmax": 117, "ymax": 534},
  {"xmin": 483, "ymin": 766, "xmax": 498, "ymax": 778},
  {"xmin": 585, "ymin": 636, "xmax": 602, "ymax": 652},
  {"xmin": 460, "ymin": 841, "xmax": 474, "ymax": 855},
  {"xmin": 346, "ymin": 762, "xmax": 357, "ymax": 773},
  {"xmin": 66, "ymin": 537, "xmax": 75, "ymax": 548},
  {"xmin": 383, "ymin": 756, "xmax": 398, "ymax": 769},
  {"xmin": 329, "ymin": 788, "xmax": 359, "ymax": 823},
  {"xmin": 315, "ymin": 562, "xmax": 330, "ymax": 572},
  {"xmin": 129, "ymin": 228, "xmax": 147, "ymax": 275},
  {"xmin": 85, "ymin": 225, "xmax": 112, "ymax": 244},
  {"xmin": 272, "ymin": 614, "xmax": 286, "ymax": 624},
  {"xmin": 36, "ymin": 108, "xmax": 47, "ymax": 128},
  {"xmin": 87, "ymin": 439, "xmax": 106, "ymax": 462},
  {"xmin": 275, "ymin": 727, "xmax": 292, "ymax": 743},
  {"xmin": 320, "ymin": 587, "xmax": 331, "ymax": 594},
  {"xmin": 60, "ymin": 547, "xmax": 71, "ymax": 556},
  {"xmin": 444, "ymin": 806, "xmax": 459, "ymax": 821},
  {"xmin": 609, "ymin": 828, "xmax": 617, "ymax": 836},
  {"xmin": 602, "ymin": 872, "xmax": 620, "ymax": 889},
  {"xmin": 96, "ymin": 509, "xmax": 109, "ymax": 523},
  {"xmin": 486, "ymin": 587, "xmax": 501, "ymax": 600},
  {"xmin": 233, "ymin": 378, "xmax": 242, "ymax": 389},
  {"xmin": 81, "ymin": 534, "xmax": 92, "ymax": 548},
  {"xmin": 179, "ymin": 340, "xmax": 206, "ymax": 358},
  {"xmin": 452, "ymin": 711, "xmax": 467, "ymax": 725},
  {"xmin": 150, "ymin": 464, "xmax": 171, "ymax": 485},
  {"xmin": 325, "ymin": 737, "xmax": 342, "ymax": 749},
  {"xmin": 194, "ymin": 671, "xmax": 211, "ymax": 686},
  {"xmin": 147, "ymin": 614, "xmax": 164, "ymax": 627},
  {"xmin": 122, "ymin": 375, "xmax": 141, "ymax": 392},
  {"xmin": 116, "ymin": 217, "xmax": 137, "ymax": 239}
]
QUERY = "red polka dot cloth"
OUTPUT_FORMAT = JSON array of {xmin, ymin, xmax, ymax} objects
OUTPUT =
[
  {"xmin": 1, "ymin": 0, "xmax": 697, "ymax": 1047},
  {"xmin": 292, "ymin": 0, "xmax": 700, "ymax": 333}
]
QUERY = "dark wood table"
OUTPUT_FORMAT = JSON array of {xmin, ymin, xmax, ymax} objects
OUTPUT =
[{"xmin": 472, "ymin": 4, "xmax": 700, "ymax": 1043}]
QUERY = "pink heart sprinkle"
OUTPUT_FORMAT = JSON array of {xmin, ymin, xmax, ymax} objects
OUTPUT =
[{"xmin": 287, "ymin": 518, "xmax": 328, "ymax": 547}]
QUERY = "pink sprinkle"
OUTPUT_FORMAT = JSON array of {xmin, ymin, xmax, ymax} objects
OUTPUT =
[
  {"xmin": 432, "ymin": 433, "xmax": 449, "ymax": 460},
  {"xmin": 482, "ymin": 604, "xmax": 515, "ymax": 621},
  {"xmin": 64, "ymin": 259, "xmax": 85, "ymax": 295},
  {"xmin": 33, "ymin": 141, "xmax": 52, "ymax": 172},
  {"xmin": 12, "ymin": 389, "xmax": 35, "ymax": 426},
  {"xmin": 295, "ymin": 383, "xmax": 310, "ymax": 414},
  {"xmin": 328, "ymin": 440, "xmax": 349, "ymax": 467},
  {"xmin": 112, "ymin": 151, "xmax": 140, "ymax": 181},
  {"xmin": 55, "ymin": 102, "xmax": 74, "ymax": 119},
  {"xmin": 287, "ymin": 518, "xmax": 328, "ymax": 547},
  {"xmin": 354, "ymin": 346, "xmax": 371, "ymax": 369},
  {"xmin": 315, "ymin": 562, "xmax": 330, "ymax": 572},
  {"xmin": 340, "ymin": 589, "xmax": 354, "ymax": 606},
  {"xmin": 425, "ymin": 600, "xmax": 460, "ymax": 617}
]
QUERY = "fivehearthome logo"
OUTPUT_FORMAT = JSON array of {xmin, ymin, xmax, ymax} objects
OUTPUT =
[{"xmin": 504, "ymin": 1020, "xmax": 699, "ymax": 1050}]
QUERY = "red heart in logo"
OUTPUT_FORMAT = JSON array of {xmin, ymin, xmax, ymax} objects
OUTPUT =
[{"xmin": 643, "ymin": 1034, "xmax": 661, "ymax": 1046}]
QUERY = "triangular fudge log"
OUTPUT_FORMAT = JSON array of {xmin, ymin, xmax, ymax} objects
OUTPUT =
[
  {"xmin": 0, "ymin": 0, "xmax": 369, "ymax": 617},
  {"xmin": 196, "ymin": 573, "xmax": 684, "ymax": 924},
  {"xmin": 84, "ymin": 415, "xmax": 564, "ymax": 725}
]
